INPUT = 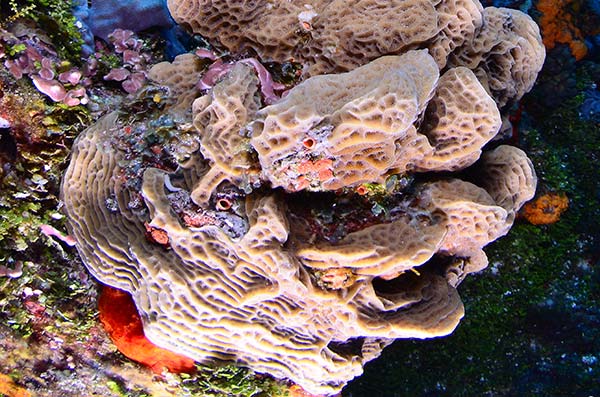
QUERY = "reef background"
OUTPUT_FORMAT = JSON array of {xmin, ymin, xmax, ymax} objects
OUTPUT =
[{"xmin": 1, "ymin": 0, "xmax": 599, "ymax": 396}]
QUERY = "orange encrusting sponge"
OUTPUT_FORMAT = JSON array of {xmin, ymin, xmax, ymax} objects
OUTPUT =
[
  {"xmin": 536, "ymin": 0, "xmax": 588, "ymax": 60},
  {"xmin": 521, "ymin": 192, "xmax": 569, "ymax": 225},
  {"xmin": 98, "ymin": 285, "xmax": 196, "ymax": 374}
]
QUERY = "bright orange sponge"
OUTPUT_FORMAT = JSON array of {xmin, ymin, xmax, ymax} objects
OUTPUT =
[
  {"xmin": 536, "ymin": 0, "xmax": 588, "ymax": 60},
  {"xmin": 98, "ymin": 285, "xmax": 196, "ymax": 374},
  {"xmin": 0, "ymin": 374, "xmax": 32, "ymax": 397},
  {"xmin": 521, "ymin": 192, "xmax": 569, "ymax": 225}
]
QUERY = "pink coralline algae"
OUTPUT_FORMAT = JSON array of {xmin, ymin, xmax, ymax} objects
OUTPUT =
[
  {"xmin": 102, "ymin": 29, "xmax": 154, "ymax": 94},
  {"xmin": 103, "ymin": 67, "xmax": 131, "ymax": 82},
  {"xmin": 240, "ymin": 58, "xmax": 286, "ymax": 105},
  {"xmin": 0, "ymin": 261, "xmax": 23, "ymax": 278},
  {"xmin": 30, "ymin": 75, "xmax": 68, "ymax": 102},
  {"xmin": 39, "ymin": 224, "xmax": 77, "ymax": 247},
  {"xmin": 1, "ymin": 27, "xmax": 89, "ymax": 106},
  {"xmin": 195, "ymin": 51, "xmax": 285, "ymax": 105},
  {"xmin": 58, "ymin": 69, "xmax": 83, "ymax": 85},
  {"xmin": 109, "ymin": 29, "xmax": 143, "ymax": 53},
  {"xmin": 1, "ymin": 26, "xmax": 156, "ymax": 103}
]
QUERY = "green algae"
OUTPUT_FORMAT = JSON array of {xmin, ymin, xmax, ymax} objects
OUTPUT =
[
  {"xmin": 180, "ymin": 365, "xmax": 289, "ymax": 397},
  {"xmin": 0, "ymin": 77, "xmax": 89, "ymax": 258},
  {"xmin": 344, "ymin": 220, "xmax": 598, "ymax": 395},
  {"xmin": 1, "ymin": 0, "xmax": 84, "ymax": 62},
  {"xmin": 0, "ymin": 7, "xmax": 285, "ymax": 397},
  {"xmin": 1, "ymin": 59, "xmax": 290, "ymax": 397}
]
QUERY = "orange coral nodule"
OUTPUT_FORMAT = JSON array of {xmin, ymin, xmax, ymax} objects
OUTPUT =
[
  {"xmin": 302, "ymin": 137, "xmax": 316, "ymax": 149},
  {"xmin": 215, "ymin": 198, "xmax": 232, "ymax": 211},
  {"xmin": 144, "ymin": 222, "xmax": 170, "ymax": 246},
  {"xmin": 0, "ymin": 374, "xmax": 32, "ymax": 397},
  {"xmin": 356, "ymin": 185, "xmax": 368, "ymax": 196},
  {"xmin": 297, "ymin": 159, "xmax": 333, "ymax": 179},
  {"xmin": 569, "ymin": 40, "xmax": 588, "ymax": 62},
  {"xmin": 98, "ymin": 285, "xmax": 196, "ymax": 374},
  {"xmin": 536, "ymin": 0, "xmax": 588, "ymax": 60},
  {"xmin": 521, "ymin": 192, "xmax": 569, "ymax": 225}
]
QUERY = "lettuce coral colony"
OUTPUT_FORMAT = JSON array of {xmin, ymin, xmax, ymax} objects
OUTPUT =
[{"xmin": 61, "ymin": 0, "xmax": 545, "ymax": 394}]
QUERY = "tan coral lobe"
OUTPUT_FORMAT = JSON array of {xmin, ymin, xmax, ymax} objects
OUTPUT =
[
  {"xmin": 166, "ymin": 0, "xmax": 543, "ymax": 95},
  {"xmin": 166, "ymin": 0, "xmax": 484, "ymax": 75},
  {"xmin": 62, "ymin": 115, "xmax": 466, "ymax": 394},
  {"xmin": 252, "ymin": 51, "xmax": 502, "ymax": 191},
  {"xmin": 448, "ymin": 7, "xmax": 545, "ymax": 107},
  {"xmin": 62, "ymin": 0, "xmax": 544, "ymax": 394}
]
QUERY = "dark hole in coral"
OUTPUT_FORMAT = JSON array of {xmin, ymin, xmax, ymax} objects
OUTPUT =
[
  {"xmin": 285, "ymin": 190, "xmax": 386, "ymax": 244},
  {"xmin": 216, "ymin": 198, "xmax": 232, "ymax": 211},
  {"xmin": 421, "ymin": 254, "xmax": 460, "ymax": 276},
  {"xmin": 32, "ymin": 358, "xmax": 53, "ymax": 375},
  {"xmin": 327, "ymin": 337, "xmax": 365, "ymax": 359},
  {"xmin": 0, "ymin": 127, "xmax": 17, "ymax": 162},
  {"xmin": 372, "ymin": 271, "xmax": 421, "ymax": 295},
  {"xmin": 264, "ymin": 60, "xmax": 302, "ymax": 85},
  {"xmin": 419, "ymin": 98, "xmax": 442, "ymax": 146}
]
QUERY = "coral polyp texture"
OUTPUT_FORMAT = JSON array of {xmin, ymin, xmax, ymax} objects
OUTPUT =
[
  {"xmin": 252, "ymin": 51, "xmax": 503, "ymax": 192},
  {"xmin": 61, "ymin": 0, "xmax": 544, "ymax": 394},
  {"xmin": 166, "ymin": 0, "xmax": 484, "ymax": 75}
]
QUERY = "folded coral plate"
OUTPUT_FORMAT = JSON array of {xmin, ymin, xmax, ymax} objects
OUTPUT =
[{"xmin": 61, "ymin": 1, "xmax": 544, "ymax": 394}]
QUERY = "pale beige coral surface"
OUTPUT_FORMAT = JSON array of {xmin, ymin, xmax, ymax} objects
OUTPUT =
[
  {"xmin": 166, "ymin": 0, "xmax": 484, "ymax": 75},
  {"xmin": 166, "ymin": 0, "xmax": 543, "ymax": 86},
  {"xmin": 62, "ymin": 109, "xmax": 467, "ymax": 395},
  {"xmin": 251, "ymin": 51, "xmax": 502, "ymax": 192},
  {"xmin": 448, "ymin": 7, "xmax": 546, "ymax": 107},
  {"xmin": 61, "ymin": 0, "xmax": 544, "ymax": 394}
]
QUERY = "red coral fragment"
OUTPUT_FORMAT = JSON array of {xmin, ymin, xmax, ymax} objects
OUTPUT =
[
  {"xmin": 23, "ymin": 300, "xmax": 46, "ymax": 318},
  {"xmin": 296, "ymin": 158, "xmax": 334, "ymax": 188},
  {"xmin": 182, "ymin": 212, "xmax": 218, "ymax": 227},
  {"xmin": 355, "ymin": 185, "xmax": 368, "ymax": 196},
  {"xmin": 98, "ymin": 285, "xmax": 196, "ymax": 374},
  {"xmin": 144, "ymin": 222, "xmax": 170, "ymax": 246}
]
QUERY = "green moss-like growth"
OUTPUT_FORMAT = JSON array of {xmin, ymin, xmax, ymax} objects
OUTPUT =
[
  {"xmin": 0, "ymin": 67, "xmax": 97, "ymax": 345},
  {"xmin": 0, "ymin": 10, "xmax": 298, "ymax": 396},
  {"xmin": 178, "ymin": 364, "xmax": 289, "ymax": 397},
  {"xmin": 0, "ymin": 0, "xmax": 84, "ymax": 62},
  {"xmin": 0, "ymin": 74, "xmax": 89, "ymax": 258},
  {"xmin": 344, "ymin": 211, "xmax": 598, "ymax": 396}
]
